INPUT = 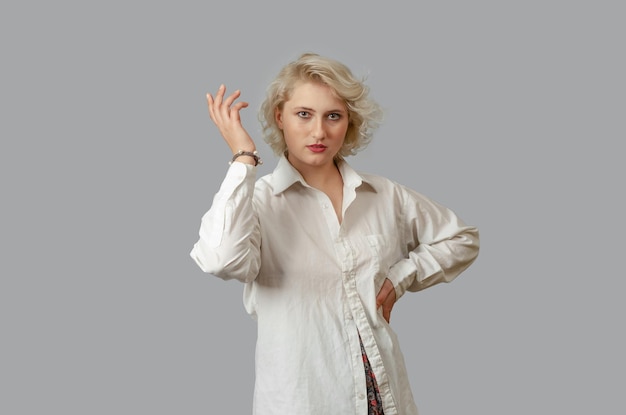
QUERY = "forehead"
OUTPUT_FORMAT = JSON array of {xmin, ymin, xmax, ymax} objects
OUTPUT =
[{"xmin": 285, "ymin": 81, "xmax": 346, "ymax": 109}]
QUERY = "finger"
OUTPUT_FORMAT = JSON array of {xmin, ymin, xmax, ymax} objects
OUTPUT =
[
  {"xmin": 219, "ymin": 89, "xmax": 245, "ymax": 123},
  {"xmin": 382, "ymin": 301, "xmax": 394, "ymax": 323},
  {"xmin": 376, "ymin": 279, "xmax": 394, "ymax": 308},
  {"xmin": 206, "ymin": 93, "xmax": 217, "ymax": 123},
  {"xmin": 211, "ymin": 85, "xmax": 227, "ymax": 121},
  {"xmin": 381, "ymin": 290, "xmax": 396, "ymax": 323},
  {"xmin": 382, "ymin": 306, "xmax": 390, "ymax": 323},
  {"xmin": 208, "ymin": 86, "xmax": 227, "ymax": 123},
  {"xmin": 223, "ymin": 89, "xmax": 242, "ymax": 108},
  {"xmin": 213, "ymin": 84, "xmax": 226, "ymax": 106},
  {"xmin": 216, "ymin": 86, "xmax": 237, "ymax": 120},
  {"xmin": 229, "ymin": 101, "xmax": 249, "ymax": 121},
  {"xmin": 208, "ymin": 91, "xmax": 226, "ymax": 126}
]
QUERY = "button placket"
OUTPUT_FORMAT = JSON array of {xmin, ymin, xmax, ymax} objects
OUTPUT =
[{"xmin": 315, "ymin": 191, "xmax": 339, "ymax": 237}]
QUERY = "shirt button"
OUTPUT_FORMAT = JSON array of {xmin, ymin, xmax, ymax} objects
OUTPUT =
[
  {"xmin": 358, "ymin": 393, "xmax": 365, "ymax": 400},
  {"xmin": 346, "ymin": 315, "xmax": 353, "ymax": 320},
  {"xmin": 322, "ymin": 203, "xmax": 329, "ymax": 209}
]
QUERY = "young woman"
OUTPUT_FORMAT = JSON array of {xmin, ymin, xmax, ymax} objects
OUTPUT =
[{"xmin": 190, "ymin": 53, "xmax": 480, "ymax": 415}]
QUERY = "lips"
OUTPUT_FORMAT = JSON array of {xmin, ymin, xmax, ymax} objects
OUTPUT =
[{"xmin": 307, "ymin": 144, "xmax": 327, "ymax": 153}]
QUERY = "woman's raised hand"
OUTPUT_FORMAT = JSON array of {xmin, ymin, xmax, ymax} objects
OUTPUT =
[{"xmin": 207, "ymin": 85, "xmax": 257, "ymax": 156}]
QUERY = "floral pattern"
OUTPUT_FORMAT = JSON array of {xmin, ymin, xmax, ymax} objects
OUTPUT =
[{"xmin": 359, "ymin": 333, "xmax": 385, "ymax": 415}]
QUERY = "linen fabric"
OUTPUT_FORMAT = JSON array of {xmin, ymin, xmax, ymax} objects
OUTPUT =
[{"xmin": 190, "ymin": 156, "xmax": 479, "ymax": 415}]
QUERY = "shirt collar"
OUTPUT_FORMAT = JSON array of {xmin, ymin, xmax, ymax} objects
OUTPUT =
[{"xmin": 270, "ymin": 155, "xmax": 377, "ymax": 195}]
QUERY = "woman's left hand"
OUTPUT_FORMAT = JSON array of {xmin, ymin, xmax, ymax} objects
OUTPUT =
[{"xmin": 376, "ymin": 278, "xmax": 397, "ymax": 323}]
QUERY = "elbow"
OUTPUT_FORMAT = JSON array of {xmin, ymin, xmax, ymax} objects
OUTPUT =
[
  {"xmin": 455, "ymin": 226, "xmax": 480, "ymax": 271},
  {"xmin": 190, "ymin": 241, "xmax": 259, "ymax": 283},
  {"xmin": 439, "ymin": 226, "xmax": 480, "ymax": 275},
  {"xmin": 468, "ymin": 227, "xmax": 480, "ymax": 262},
  {"xmin": 219, "ymin": 249, "xmax": 260, "ymax": 283}
]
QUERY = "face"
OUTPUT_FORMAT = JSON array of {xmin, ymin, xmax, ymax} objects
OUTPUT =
[{"xmin": 275, "ymin": 81, "xmax": 349, "ymax": 173}]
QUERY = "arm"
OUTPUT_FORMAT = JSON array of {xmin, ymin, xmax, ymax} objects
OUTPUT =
[
  {"xmin": 189, "ymin": 85, "xmax": 262, "ymax": 282},
  {"xmin": 190, "ymin": 162, "xmax": 261, "ymax": 282},
  {"xmin": 387, "ymin": 187, "xmax": 480, "ymax": 300}
]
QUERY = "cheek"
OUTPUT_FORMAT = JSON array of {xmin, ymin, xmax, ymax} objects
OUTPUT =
[
  {"xmin": 334, "ymin": 123, "xmax": 349, "ymax": 139},
  {"xmin": 283, "ymin": 124, "xmax": 299, "ymax": 138},
  {"xmin": 282, "ymin": 126, "xmax": 300, "ymax": 147}
]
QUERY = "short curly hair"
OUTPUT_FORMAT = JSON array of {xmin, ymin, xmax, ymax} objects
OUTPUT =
[{"xmin": 259, "ymin": 53, "xmax": 383, "ymax": 160}]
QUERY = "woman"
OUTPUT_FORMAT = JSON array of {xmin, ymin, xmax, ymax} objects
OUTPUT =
[{"xmin": 190, "ymin": 53, "xmax": 479, "ymax": 415}]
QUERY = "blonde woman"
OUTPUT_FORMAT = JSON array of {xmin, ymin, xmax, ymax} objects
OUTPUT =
[{"xmin": 190, "ymin": 53, "xmax": 480, "ymax": 415}]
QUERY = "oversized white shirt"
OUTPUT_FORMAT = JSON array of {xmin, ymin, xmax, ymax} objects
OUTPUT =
[{"xmin": 190, "ymin": 156, "xmax": 479, "ymax": 415}]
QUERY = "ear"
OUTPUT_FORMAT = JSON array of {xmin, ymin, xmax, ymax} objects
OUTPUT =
[{"xmin": 274, "ymin": 107, "xmax": 283, "ymax": 129}]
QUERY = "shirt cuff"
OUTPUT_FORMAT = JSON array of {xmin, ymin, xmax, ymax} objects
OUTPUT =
[
  {"xmin": 387, "ymin": 248, "xmax": 444, "ymax": 298},
  {"xmin": 387, "ymin": 259, "xmax": 417, "ymax": 300}
]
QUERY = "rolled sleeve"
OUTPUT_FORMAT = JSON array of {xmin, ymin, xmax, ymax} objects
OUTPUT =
[
  {"xmin": 190, "ymin": 162, "xmax": 262, "ymax": 283},
  {"xmin": 388, "ymin": 187, "xmax": 480, "ymax": 298}
]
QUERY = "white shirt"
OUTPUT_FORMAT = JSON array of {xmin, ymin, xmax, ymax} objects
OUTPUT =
[{"xmin": 190, "ymin": 156, "xmax": 479, "ymax": 415}]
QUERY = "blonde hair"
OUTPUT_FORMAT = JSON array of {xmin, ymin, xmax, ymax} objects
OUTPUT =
[{"xmin": 259, "ymin": 53, "xmax": 383, "ymax": 159}]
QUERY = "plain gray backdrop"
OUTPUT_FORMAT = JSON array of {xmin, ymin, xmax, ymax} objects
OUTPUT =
[{"xmin": 2, "ymin": 1, "xmax": 624, "ymax": 414}]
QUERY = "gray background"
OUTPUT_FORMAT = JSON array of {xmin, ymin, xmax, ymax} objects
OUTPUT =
[{"xmin": 2, "ymin": 1, "xmax": 624, "ymax": 414}]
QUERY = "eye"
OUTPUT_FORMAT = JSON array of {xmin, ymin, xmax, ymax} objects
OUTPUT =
[
  {"xmin": 328, "ymin": 113, "xmax": 342, "ymax": 121},
  {"xmin": 297, "ymin": 111, "xmax": 310, "ymax": 118}
]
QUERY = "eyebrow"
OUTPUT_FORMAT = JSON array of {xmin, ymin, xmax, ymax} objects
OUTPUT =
[{"xmin": 293, "ymin": 106, "xmax": 346, "ymax": 113}]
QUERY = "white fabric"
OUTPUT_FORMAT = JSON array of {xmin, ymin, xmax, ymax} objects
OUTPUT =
[{"xmin": 190, "ymin": 156, "xmax": 480, "ymax": 415}]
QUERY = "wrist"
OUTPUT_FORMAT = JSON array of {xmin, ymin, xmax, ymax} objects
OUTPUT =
[
  {"xmin": 230, "ymin": 150, "xmax": 263, "ymax": 166},
  {"xmin": 228, "ymin": 140, "xmax": 256, "ymax": 155}
]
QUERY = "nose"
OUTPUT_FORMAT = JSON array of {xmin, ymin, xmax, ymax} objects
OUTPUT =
[{"xmin": 311, "ymin": 117, "xmax": 326, "ymax": 140}]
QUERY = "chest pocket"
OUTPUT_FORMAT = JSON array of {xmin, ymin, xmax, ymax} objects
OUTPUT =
[{"xmin": 366, "ymin": 234, "xmax": 399, "ymax": 289}]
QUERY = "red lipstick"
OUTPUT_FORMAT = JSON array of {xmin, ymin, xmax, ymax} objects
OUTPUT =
[{"xmin": 307, "ymin": 144, "xmax": 327, "ymax": 153}]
